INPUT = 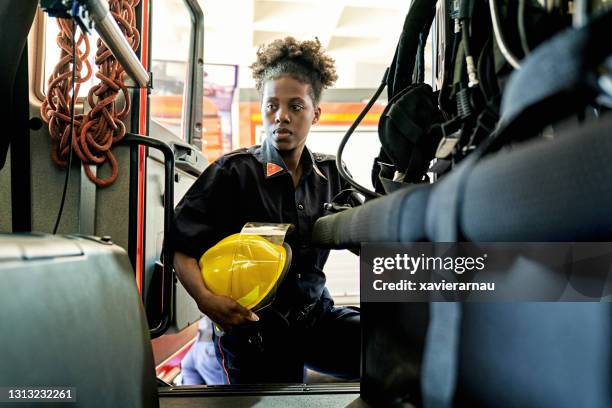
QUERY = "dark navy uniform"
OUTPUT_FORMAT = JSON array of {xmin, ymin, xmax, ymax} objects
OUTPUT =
[{"xmin": 170, "ymin": 138, "xmax": 360, "ymax": 384}]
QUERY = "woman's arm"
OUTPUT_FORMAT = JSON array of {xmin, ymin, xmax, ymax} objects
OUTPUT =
[{"xmin": 174, "ymin": 251, "xmax": 259, "ymax": 331}]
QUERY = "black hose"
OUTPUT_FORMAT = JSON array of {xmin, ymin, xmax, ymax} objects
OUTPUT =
[
  {"xmin": 53, "ymin": 20, "xmax": 77, "ymax": 234},
  {"xmin": 461, "ymin": 20, "xmax": 472, "ymax": 60},
  {"xmin": 335, "ymin": 68, "xmax": 389, "ymax": 199},
  {"xmin": 518, "ymin": 0, "xmax": 530, "ymax": 56},
  {"xmin": 489, "ymin": 0, "xmax": 521, "ymax": 69}
]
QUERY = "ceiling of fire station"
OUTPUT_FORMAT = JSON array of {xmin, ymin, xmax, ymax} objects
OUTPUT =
[{"xmin": 192, "ymin": 0, "xmax": 423, "ymax": 88}]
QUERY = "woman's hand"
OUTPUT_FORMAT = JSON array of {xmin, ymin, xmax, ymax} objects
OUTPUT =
[
  {"xmin": 199, "ymin": 293, "xmax": 259, "ymax": 332},
  {"xmin": 173, "ymin": 251, "xmax": 259, "ymax": 332}
]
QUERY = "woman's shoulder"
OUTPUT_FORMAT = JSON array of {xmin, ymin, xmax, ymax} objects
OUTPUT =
[
  {"xmin": 212, "ymin": 145, "xmax": 262, "ymax": 168},
  {"xmin": 311, "ymin": 151, "xmax": 336, "ymax": 163},
  {"xmin": 310, "ymin": 151, "xmax": 339, "ymax": 175}
]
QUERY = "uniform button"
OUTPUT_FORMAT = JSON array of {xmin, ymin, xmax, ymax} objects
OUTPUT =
[{"xmin": 297, "ymin": 203, "xmax": 304, "ymax": 210}]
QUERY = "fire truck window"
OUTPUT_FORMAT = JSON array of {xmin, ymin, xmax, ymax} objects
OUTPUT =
[
  {"xmin": 42, "ymin": 15, "xmax": 98, "ymax": 99},
  {"xmin": 150, "ymin": 0, "xmax": 192, "ymax": 140}
]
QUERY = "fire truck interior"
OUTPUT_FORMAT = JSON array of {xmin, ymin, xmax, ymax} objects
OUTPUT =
[{"xmin": 1, "ymin": 0, "xmax": 611, "ymax": 407}]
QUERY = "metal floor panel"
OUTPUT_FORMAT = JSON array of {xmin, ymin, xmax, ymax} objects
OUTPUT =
[
  {"xmin": 158, "ymin": 384, "xmax": 366, "ymax": 408},
  {"xmin": 159, "ymin": 393, "xmax": 361, "ymax": 408}
]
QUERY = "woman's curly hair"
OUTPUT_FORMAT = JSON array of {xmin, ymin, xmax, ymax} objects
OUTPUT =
[{"xmin": 250, "ymin": 37, "xmax": 338, "ymax": 105}]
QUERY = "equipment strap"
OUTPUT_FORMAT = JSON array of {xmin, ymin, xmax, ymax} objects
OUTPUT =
[
  {"xmin": 421, "ymin": 149, "xmax": 481, "ymax": 407},
  {"xmin": 421, "ymin": 302, "xmax": 462, "ymax": 408},
  {"xmin": 387, "ymin": 0, "xmax": 437, "ymax": 98}
]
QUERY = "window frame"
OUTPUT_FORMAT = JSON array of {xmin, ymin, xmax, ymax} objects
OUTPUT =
[
  {"xmin": 181, "ymin": 0, "xmax": 204, "ymax": 149},
  {"xmin": 149, "ymin": 0, "xmax": 204, "ymax": 147}
]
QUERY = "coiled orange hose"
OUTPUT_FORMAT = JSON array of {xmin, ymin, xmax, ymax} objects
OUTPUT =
[
  {"xmin": 41, "ymin": 18, "xmax": 91, "ymax": 169},
  {"xmin": 41, "ymin": 0, "xmax": 141, "ymax": 187}
]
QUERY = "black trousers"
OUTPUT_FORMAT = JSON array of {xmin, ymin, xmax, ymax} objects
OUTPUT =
[{"xmin": 213, "ymin": 300, "xmax": 361, "ymax": 384}]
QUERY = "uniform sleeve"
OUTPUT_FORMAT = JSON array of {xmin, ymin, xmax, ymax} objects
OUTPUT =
[{"xmin": 168, "ymin": 161, "xmax": 236, "ymax": 260}]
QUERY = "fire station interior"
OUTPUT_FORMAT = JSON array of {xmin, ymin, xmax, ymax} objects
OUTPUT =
[{"xmin": 1, "ymin": 0, "xmax": 612, "ymax": 407}]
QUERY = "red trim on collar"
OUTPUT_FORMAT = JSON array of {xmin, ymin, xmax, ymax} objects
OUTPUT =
[{"xmin": 266, "ymin": 162, "xmax": 284, "ymax": 177}]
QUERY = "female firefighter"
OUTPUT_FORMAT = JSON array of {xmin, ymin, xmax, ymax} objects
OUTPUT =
[{"xmin": 170, "ymin": 37, "xmax": 360, "ymax": 384}]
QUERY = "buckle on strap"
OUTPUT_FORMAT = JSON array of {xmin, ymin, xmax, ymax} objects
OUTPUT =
[
  {"xmin": 294, "ymin": 302, "xmax": 318, "ymax": 321},
  {"xmin": 277, "ymin": 301, "xmax": 320, "ymax": 325},
  {"xmin": 433, "ymin": 118, "xmax": 463, "ymax": 160}
]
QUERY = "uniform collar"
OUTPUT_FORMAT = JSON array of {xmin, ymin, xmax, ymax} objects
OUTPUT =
[{"xmin": 256, "ymin": 138, "xmax": 327, "ymax": 181}]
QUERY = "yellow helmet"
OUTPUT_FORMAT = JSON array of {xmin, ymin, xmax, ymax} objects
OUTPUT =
[{"xmin": 199, "ymin": 233, "xmax": 292, "ymax": 311}]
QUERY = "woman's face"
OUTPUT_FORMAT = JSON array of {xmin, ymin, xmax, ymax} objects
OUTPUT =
[{"xmin": 261, "ymin": 76, "xmax": 321, "ymax": 153}]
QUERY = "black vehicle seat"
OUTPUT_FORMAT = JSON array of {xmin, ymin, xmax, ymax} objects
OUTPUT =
[{"xmin": 0, "ymin": 233, "xmax": 158, "ymax": 408}]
